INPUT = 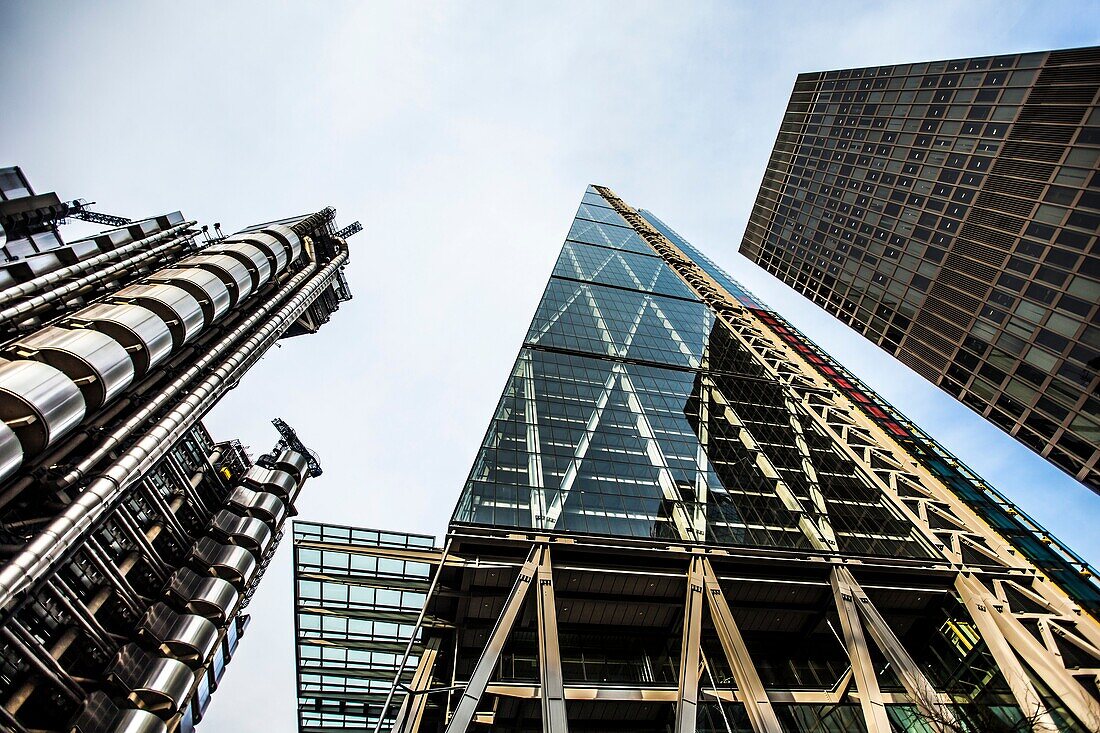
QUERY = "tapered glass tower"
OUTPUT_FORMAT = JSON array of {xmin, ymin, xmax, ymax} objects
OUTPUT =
[{"xmin": 295, "ymin": 186, "xmax": 1099, "ymax": 733}]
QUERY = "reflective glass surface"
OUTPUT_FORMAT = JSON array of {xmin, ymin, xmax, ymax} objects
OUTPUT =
[
  {"xmin": 552, "ymin": 240, "xmax": 700, "ymax": 300},
  {"xmin": 566, "ymin": 217, "xmax": 655, "ymax": 255},
  {"xmin": 293, "ymin": 522, "xmax": 435, "ymax": 733},
  {"xmin": 454, "ymin": 190, "xmax": 931, "ymax": 558}
]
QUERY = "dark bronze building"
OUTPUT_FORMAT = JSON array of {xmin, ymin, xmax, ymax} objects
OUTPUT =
[{"xmin": 739, "ymin": 47, "xmax": 1100, "ymax": 493}]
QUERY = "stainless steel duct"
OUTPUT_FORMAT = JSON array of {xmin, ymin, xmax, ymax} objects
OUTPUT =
[
  {"xmin": 4, "ymin": 326, "xmax": 135, "ymax": 409},
  {"xmin": 224, "ymin": 232, "xmax": 288, "ymax": 274},
  {"xmin": 225, "ymin": 486, "xmax": 286, "ymax": 528},
  {"xmin": 188, "ymin": 537, "xmax": 257, "ymax": 589},
  {"xmin": 136, "ymin": 602, "xmax": 219, "ymax": 667},
  {"xmin": 0, "ymin": 244, "xmax": 347, "ymax": 611},
  {"xmin": 55, "ymin": 251, "xmax": 323, "ymax": 492},
  {"xmin": 204, "ymin": 243, "xmax": 272, "ymax": 291},
  {"xmin": 0, "ymin": 421, "xmax": 21, "ymax": 481},
  {"xmin": 111, "ymin": 283, "xmax": 204, "ymax": 349},
  {"xmin": 0, "ymin": 222, "xmax": 327, "ymax": 487},
  {"xmin": 163, "ymin": 568, "xmax": 239, "ymax": 625},
  {"xmin": 208, "ymin": 510, "xmax": 273, "ymax": 557},
  {"xmin": 105, "ymin": 644, "xmax": 194, "ymax": 715},
  {"xmin": 0, "ymin": 359, "xmax": 86, "ymax": 456},
  {"xmin": 65, "ymin": 303, "xmax": 174, "ymax": 377},
  {"xmin": 176, "ymin": 254, "xmax": 253, "ymax": 306},
  {"xmin": 0, "ymin": 222, "xmax": 195, "ymax": 308},
  {"xmin": 273, "ymin": 448, "xmax": 310, "ymax": 483},
  {"xmin": 0, "ymin": 229, "xmax": 195, "ymax": 327},
  {"xmin": 146, "ymin": 268, "xmax": 231, "ymax": 327},
  {"xmin": 241, "ymin": 466, "xmax": 298, "ymax": 504}
]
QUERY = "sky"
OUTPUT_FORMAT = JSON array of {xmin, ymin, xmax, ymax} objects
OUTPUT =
[{"xmin": 2, "ymin": 2, "xmax": 1098, "ymax": 731}]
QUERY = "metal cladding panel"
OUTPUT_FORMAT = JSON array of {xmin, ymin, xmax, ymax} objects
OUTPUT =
[
  {"xmin": 164, "ymin": 567, "xmax": 239, "ymax": 624},
  {"xmin": 67, "ymin": 302, "xmax": 173, "ymax": 375},
  {"xmin": 110, "ymin": 709, "xmax": 169, "ymax": 733},
  {"xmin": 261, "ymin": 224, "xmax": 303, "ymax": 263},
  {"xmin": 274, "ymin": 448, "xmax": 310, "ymax": 482},
  {"xmin": 189, "ymin": 537, "xmax": 258, "ymax": 589},
  {"xmin": 206, "ymin": 242, "xmax": 272, "ymax": 290},
  {"xmin": 93, "ymin": 229, "xmax": 133, "ymax": 251},
  {"xmin": 242, "ymin": 466, "xmax": 298, "ymax": 504},
  {"xmin": 226, "ymin": 485, "xmax": 286, "ymax": 528},
  {"xmin": 138, "ymin": 602, "xmax": 219, "ymax": 667},
  {"xmin": 125, "ymin": 219, "xmax": 160, "ymax": 241},
  {"xmin": 0, "ymin": 358, "xmax": 85, "ymax": 454},
  {"xmin": 24, "ymin": 252, "xmax": 63, "ymax": 276},
  {"xmin": 210, "ymin": 509, "xmax": 273, "ymax": 556},
  {"xmin": 7, "ymin": 325, "xmax": 134, "ymax": 408},
  {"xmin": 0, "ymin": 419, "xmax": 22, "ymax": 481},
  {"xmin": 149, "ymin": 267, "xmax": 232, "ymax": 326},
  {"xmin": 177, "ymin": 253, "xmax": 254, "ymax": 306},
  {"xmin": 226, "ymin": 232, "xmax": 289, "ymax": 274},
  {"xmin": 107, "ymin": 644, "xmax": 194, "ymax": 715},
  {"xmin": 113, "ymin": 282, "xmax": 204, "ymax": 348}
]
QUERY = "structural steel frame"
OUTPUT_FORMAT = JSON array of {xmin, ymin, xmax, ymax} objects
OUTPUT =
[{"xmin": 363, "ymin": 186, "xmax": 1100, "ymax": 733}]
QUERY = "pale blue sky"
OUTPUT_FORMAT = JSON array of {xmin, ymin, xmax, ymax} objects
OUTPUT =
[{"xmin": 2, "ymin": 2, "xmax": 1098, "ymax": 731}]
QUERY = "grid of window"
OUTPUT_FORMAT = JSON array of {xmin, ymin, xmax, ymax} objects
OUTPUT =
[
  {"xmin": 293, "ymin": 524, "xmax": 435, "ymax": 733},
  {"xmin": 741, "ymin": 47, "xmax": 1100, "ymax": 491},
  {"xmin": 453, "ymin": 191, "xmax": 932, "ymax": 559}
]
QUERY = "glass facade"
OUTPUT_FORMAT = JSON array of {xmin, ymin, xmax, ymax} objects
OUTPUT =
[
  {"xmin": 740, "ymin": 47, "xmax": 1100, "ymax": 492},
  {"xmin": 294, "ymin": 522, "xmax": 436, "ymax": 733},
  {"xmin": 299, "ymin": 186, "xmax": 1100, "ymax": 733},
  {"xmin": 454, "ymin": 187, "xmax": 931, "ymax": 560}
]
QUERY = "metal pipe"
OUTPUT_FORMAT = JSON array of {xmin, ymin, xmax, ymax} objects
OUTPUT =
[
  {"xmin": 140, "ymin": 481, "xmax": 188, "ymax": 543},
  {"xmin": 0, "ymin": 700, "xmax": 30, "ymax": 733},
  {"xmin": 0, "ymin": 221, "xmax": 196, "ymax": 307},
  {"xmin": 1, "ymin": 625, "xmax": 84, "ymax": 704},
  {"xmin": 0, "ymin": 246, "xmax": 348, "ymax": 611},
  {"xmin": 0, "ymin": 227, "xmax": 195, "ymax": 326},
  {"xmin": 114, "ymin": 505, "xmax": 167, "ymax": 581},
  {"xmin": 119, "ymin": 251, "xmax": 344, "ymax": 471},
  {"xmin": 53, "ymin": 575, "xmax": 116, "ymax": 649},
  {"xmin": 44, "ymin": 582, "xmax": 114, "ymax": 656},
  {"xmin": 82, "ymin": 537, "xmax": 143, "ymax": 617},
  {"xmin": 55, "ymin": 246, "xmax": 321, "ymax": 491}
]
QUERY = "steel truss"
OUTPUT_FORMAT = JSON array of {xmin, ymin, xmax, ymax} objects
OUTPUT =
[
  {"xmin": 596, "ymin": 185, "xmax": 1100, "ymax": 732},
  {"xmin": 372, "ymin": 187, "xmax": 1100, "ymax": 733}
]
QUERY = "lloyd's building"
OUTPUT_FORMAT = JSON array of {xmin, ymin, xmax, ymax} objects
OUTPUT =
[
  {"xmin": 294, "ymin": 187, "xmax": 1100, "ymax": 732},
  {"xmin": 0, "ymin": 166, "xmax": 354, "ymax": 732}
]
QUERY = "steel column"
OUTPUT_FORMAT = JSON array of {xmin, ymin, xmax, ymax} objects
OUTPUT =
[
  {"xmin": 834, "ymin": 567, "xmax": 957, "ymax": 732},
  {"xmin": 959, "ymin": 574, "xmax": 1100, "ymax": 731},
  {"xmin": 674, "ymin": 556, "xmax": 705, "ymax": 733},
  {"xmin": 701, "ymin": 558, "xmax": 783, "ymax": 733},
  {"xmin": 829, "ymin": 567, "xmax": 891, "ymax": 732},
  {"xmin": 954, "ymin": 574, "xmax": 1058, "ymax": 732},
  {"xmin": 445, "ymin": 546, "xmax": 541, "ymax": 733},
  {"xmin": 535, "ymin": 547, "xmax": 568, "ymax": 732},
  {"xmin": 392, "ymin": 637, "xmax": 442, "ymax": 733}
]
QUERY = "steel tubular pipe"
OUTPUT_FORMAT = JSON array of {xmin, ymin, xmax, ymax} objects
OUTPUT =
[
  {"xmin": 0, "ymin": 246, "xmax": 347, "ymax": 612},
  {"xmin": 0, "ymin": 222, "xmax": 196, "ymax": 308},
  {"xmin": 0, "ymin": 626, "xmax": 84, "ymax": 704},
  {"xmin": 0, "ymin": 230, "xmax": 196, "ymax": 328},
  {"xmin": 55, "ymin": 247, "xmax": 321, "ymax": 491}
]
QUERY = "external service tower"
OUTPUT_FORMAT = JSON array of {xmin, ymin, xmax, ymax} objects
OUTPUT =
[{"xmin": 0, "ymin": 166, "xmax": 354, "ymax": 733}]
